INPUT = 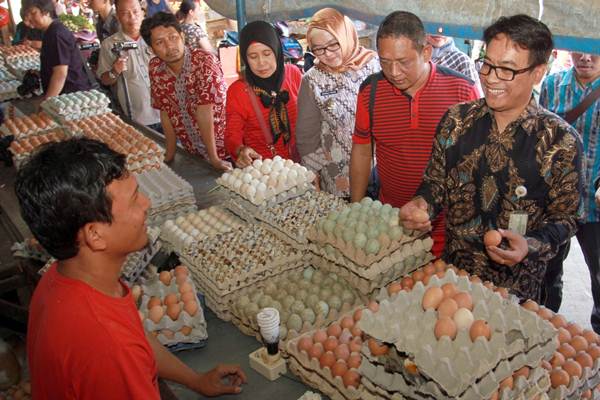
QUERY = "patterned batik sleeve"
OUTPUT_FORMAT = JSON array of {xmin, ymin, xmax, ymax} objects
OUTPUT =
[
  {"xmin": 415, "ymin": 109, "xmax": 453, "ymax": 219},
  {"xmin": 524, "ymin": 126, "xmax": 584, "ymax": 264}
]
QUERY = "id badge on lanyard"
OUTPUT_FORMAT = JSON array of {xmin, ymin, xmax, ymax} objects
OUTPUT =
[{"xmin": 508, "ymin": 185, "xmax": 529, "ymax": 235}]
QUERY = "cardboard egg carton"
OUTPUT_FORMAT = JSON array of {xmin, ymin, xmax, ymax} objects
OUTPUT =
[
  {"xmin": 120, "ymin": 226, "xmax": 161, "ymax": 284},
  {"xmin": 310, "ymin": 248, "xmax": 434, "ymax": 297},
  {"xmin": 160, "ymin": 207, "xmax": 245, "ymax": 255},
  {"xmin": 359, "ymin": 359, "xmax": 551, "ymax": 400},
  {"xmin": 138, "ymin": 269, "xmax": 208, "ymax": 346},
  {"xmin": 217, "ymin": 157, "xmax": 316, "ymax": 206},
  {"xmin": 229, "ymin": 267, "xmax": 366, "ymax": 345},
  {"xmin": 9, "ymin": 129, "xmax": 69, "ymax": 168},
  {"xmin": 548, "ymin": 358, "xmax": 600, "ymax": 399},
  {"xmin": 185, "ymin": 257, "xmax": 307, "ymax": 321},
  {"xmin": 286, "ymin": 322, "xmax": 364, "ymax": 400},
  {"xmin": 134, "ymin": 164, "xmax": 197, "ymax": 226},
  {"xmin": 0, "ymin": 80, "xmax": 21, "ymax": 101},
  {"xmin": 0, "ymin": 68, "xmax": 16, "ymax": 81},
  {"xmin": 306, "ymin": 198, "xmax": 425, "ymax": 267},
  {"xmin": 357, "ymin": 269, "xmax": 557, "ymax": 399},
  {"xmin": 41, "ymin": 90, "xmax": 111, "ymax": 121},
  {"xmin": 239, "ymin": 191, "xmax": 347, "ymax": 246},
  {"xmin": 0, "ymin": 112, "xmax": 58, "ymax": 139}
]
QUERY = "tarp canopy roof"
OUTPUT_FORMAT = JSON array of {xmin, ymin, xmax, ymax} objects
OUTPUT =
[{"xmin": 206, "ymin": 0, "xmax": 600, "ymax": 53}]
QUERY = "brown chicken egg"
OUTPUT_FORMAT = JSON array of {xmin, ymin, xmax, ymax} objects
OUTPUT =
[
  {"xmin": 550, "ymin": 368, "xmax": 570, "ymax": 388},
  {"xmin": 483, "ymin": 230, "xmax": 502, "ymax": 247},
  {"xmin": 434, "ymin": 317, "xmax": 457, "ymax": 340},
  {"xmin": 422, "ymin": 286, "xmax": 444, "ymax": 311},
  {"xmin": 469, "ymin": 320, "xmax": 492, "ymax": 342},
  {"xmin": 342, "ymin": 370, "xmax": 360, "ymax": 388}
]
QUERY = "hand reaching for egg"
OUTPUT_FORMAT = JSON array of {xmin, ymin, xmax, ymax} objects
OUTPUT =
[
  {"xmin": 399, "ymin": 197, "xmax": 432, "ymax": 232},
  {"xmin": 485, "ymin": 229, "xmax": 528, "ymax": 267},
  {"xmin": 192, "ymin": 364, "xmax": 248, "ymax": 396},
  {"xmin": 235, "ymin": 146, "xmax": 261, "ymax": 169}
]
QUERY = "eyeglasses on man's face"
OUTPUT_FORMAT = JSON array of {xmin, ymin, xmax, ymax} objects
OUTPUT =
[
  {"xmin": 476, "ymin": 58, "xmax": 537, "ymax": 81},
  {"xmin": 312, "ymin": 42, "xmax": 341, "ymax": 56}
]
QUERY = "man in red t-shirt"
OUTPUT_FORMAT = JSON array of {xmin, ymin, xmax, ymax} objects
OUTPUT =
[
  {"xmin": 142, "ymin": 11, "xmax": 231, "ymax": 170},
  {"xmin": 16, "ymin": 138, "xmax": 246, "ymax": 399},
  {"xmin": 350, "ymin": 11, "xmax": 479, "ymax": 256}
]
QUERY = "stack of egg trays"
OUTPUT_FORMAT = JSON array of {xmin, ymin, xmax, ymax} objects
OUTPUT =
[
  {"xmin": 287, "ymin": 335, "xmax": 363, "ymax": 400},
  {"xmin": 223, "ymin": 183, "xmax": 314, "ymax": 219},
  {"xmin": 134, "ymin": 164, "xmax": 197, "ymax": 226},
  {"xmin": 309, "ymin": 238, "xmax": 434, "ymax": 296},
  {"xmin": 182, "ymin": 226, "xmax": 305, "ymax": 320},
  {"xmin": 239, "ymin": 190, "xmax": 347, "ymax": 247},
  {"xmin": 184, "ymin": 256, "xmax": 307, "ymax": 321},
  {"xmin": 41, "ymin": 90, "xmax": 111, "ymax": 122},
  {"xmin": 0, "ymin": 80, "xmax": 21, "ymax": 101},
  {"xmin": 357, "ymin": 268, "xmax": 557, "ymax": 400},
  {"xmin": 121, "ymin": 226, "xmax": 161, "ymax": 285},
  {"xmin": 229, "ymin": 267, "xmax": 366, "ymax": 346},
  {"xmin": 548, "ymin": 364, "xmax": 600, "ymax": 399},
  {"xmin": 10, "ymin": 129, "xmax": 70, "ymax": 169},
  {"xmin": 0, "ymin": 113, "xmax": 59, "ymax": 139}
]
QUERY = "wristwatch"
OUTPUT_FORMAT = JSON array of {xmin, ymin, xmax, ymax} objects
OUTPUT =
[{"xmin": 108, "ymin": 70, "xmax": 117, "ymax": 80}]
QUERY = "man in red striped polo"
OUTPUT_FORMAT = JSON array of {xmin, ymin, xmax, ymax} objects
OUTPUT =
[{"xmin": 350, "ymin": 11, "xmax": 479, "ymax": 256}]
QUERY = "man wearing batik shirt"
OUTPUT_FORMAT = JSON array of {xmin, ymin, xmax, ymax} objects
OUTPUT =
[
  {"xmin": 400, "ymin": 15, "xmax": 583, "ymax": 302},
  {"xmin": 540, "ymin": 51, "xmax": 600, "ymax": 332},
  {"xmin": 141, "ymin": 12, "xmax": 230, "ymax": 169},
  {"xmin": 427, "ymin": 34, "xmax": 482, "ymax": 95}
]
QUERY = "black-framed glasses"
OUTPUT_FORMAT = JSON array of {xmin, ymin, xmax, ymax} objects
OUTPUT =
[
  {"xmin": 475, "ymin": 58, "xmax": 537, "ymax": 81},
  {"xmin": 312, "ymin": 42, "xmax": 341, "ymax": 56}
]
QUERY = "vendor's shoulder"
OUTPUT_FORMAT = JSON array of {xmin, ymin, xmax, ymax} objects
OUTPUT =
[
  {"xmin": 446, "ymin": 98, "xmax": 485, "ymax": 117},
  {"xmin": 359, "ymin": 71, "xmax": 385, "ymax": 92},
  {"xmin": 227, "ymin": 78, "xmax": 247, "ymax": 93}
]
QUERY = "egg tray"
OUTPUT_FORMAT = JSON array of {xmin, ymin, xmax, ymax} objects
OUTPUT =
[
  {"xmin": 160, "ymin": 207, "xmax": 246, "ymax": 256},
  {"xmin": 223, "ymin": 182, "xmax": 315, "ymax": 217},
  {"xmin": 242, "ymin": 190, "xmax": 348, "ymax": 246},
  {"xmin": 185, "ymin": 258, "xmax": 307, "ymax": 321},
  {"xmin": 310, "ymin": 251, "xmax": 434, "ymax": 297},
  {"xmin": 229, "ymin": 268, "xmax": 367, "ymax": 346},
  {"xmin": 9, "ymin": 129, "xmax": 69, "ymax": 169},
  {"xmin": 182, "ymin": 225, "xmax": 305, "ymax": 292},
  {"xmin": 307, "ymin": 223, "xmax": 426, "ymax": 269},
  {"xmin": 359, "ymin": 359, "xmax": 551, "ymax": 400},
  {"xmin": 0, "ymin": 68, "xmax": 16, "ymax": 82},
  {"xmin": 120, "ymin": 227, "xmax": 161, "ymax": 285},
  {"xmin": 308, "ymin": 236, "xmax": 433, "ymax": 279},
  {"xmin": 0, "ymin": 112, "xmax": 58, "ymax": 138},
  {"xmin": 139, "ymin": 273, "xmax": 208, "ymax": 346},
  {"xmin": 286, "ymin": 330, "xmax": 363, "ymax": 400},
  {"xmin": 298, "ymin": 391, "xmax": 323, "ymax": 400},
  {"xmin": 357, "ymin": 269, "xmax": 557, "ymax": 399},
  {"xmin": 0, "ymin": 80, "xmax": 21, "ymax": 101},
  {"xmin": 548, "ymin": 358, "xmax": 600, "ymax": 399},
  {"xmin": 40, "ymin": 90, "xmax": 111, "ymax": 121}
]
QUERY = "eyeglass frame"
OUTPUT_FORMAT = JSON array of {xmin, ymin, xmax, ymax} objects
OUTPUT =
[
  {"xmin": 312, "ymin": 42, "xmax": 341, "ymax": 56},
  {"xmin": 475, "ymin": 58, "xmax": 538, "ymax": 81}
]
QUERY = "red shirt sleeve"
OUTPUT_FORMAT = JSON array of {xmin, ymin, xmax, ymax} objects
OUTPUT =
[
  {"xmin": 352, "ymin": 84, "xmax": 371, "ymax": 145},
  {"xmin": 225, "ymin": 81, "xmax": 248, "ymax": 159}
]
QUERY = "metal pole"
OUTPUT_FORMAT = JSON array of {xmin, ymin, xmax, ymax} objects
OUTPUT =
[{"xmin": 235, "ymin": 0, "xmax": 246, "ymax": 33}]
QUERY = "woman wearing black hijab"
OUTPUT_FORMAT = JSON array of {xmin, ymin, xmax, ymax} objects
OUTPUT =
[{"xmin": 224, "ymin": 21, "xmax": 303, "ymax": 167}]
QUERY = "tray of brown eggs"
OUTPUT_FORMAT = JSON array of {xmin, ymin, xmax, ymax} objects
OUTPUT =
[
  {"xmin": 133, "ymin": 265, "xmax": 208, "ymax": 348},
  {"xmin": 0, "ymin": 112, "xmax": 58, "ymax": 139},
  {"xmin": 64, "ymin": 113, "xmax": 164, "ymax": 172},
  {"xmin": 285, "ymin": 305, "xmax": 377, "ymax": 400},
  {"xmin": 9, "ymin": 129, "xmax": 68, "ymax": 168},
  {"xmin": 0, "ymin": 44, "xmax": 38, "ymax": 60},
  {"xmin": 357, "ymin": 267, "xmax": 557, "ymax": 400},
  {"xmin": 521, "ymin": 300, "xmax": 600, "ymax": 399}
]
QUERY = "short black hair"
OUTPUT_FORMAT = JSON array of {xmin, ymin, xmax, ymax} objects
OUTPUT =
[
  {"xmin": 140, "ymin": 11, "xmax": 182, "ymax": 47},
  {"xmin": 15, "ymin": 138, "xmax": 127, "ymax": 260},
  {"xmin": 376, "ymin": 11, "xmax": 426, "ymax": 51},
  {"xmin": 21, "ymin": 0, "xmax": 56, "ymax": 18},
  {"xmin": 483, "ymin": 14, "xmax": 553, "ymax": 67},
  {"xmin": 176, "ymin": 0, "xmax": 195, "ymax": 20}
]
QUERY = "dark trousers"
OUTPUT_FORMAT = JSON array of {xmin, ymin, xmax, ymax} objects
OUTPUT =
[
  {"xmin": 578, "ymin": 223, "xmax": 600, "ymax": 333},
  {"xmin": 543, "ymin": 222, "xmax": 600, "ymax": 333},
  {"xmin": 542, "ymin": 241, "xmax": 570, "ymax": 312}
]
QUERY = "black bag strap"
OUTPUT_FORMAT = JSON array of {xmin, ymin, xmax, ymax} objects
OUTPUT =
[
  {"xmin": 565, "ymin": 85, "xmax": 600, "ymax": 124},
  {"xmin": 368, "ymin": 72, "xmax": 381, "ymax": 166},
  {"xmin": 78, "ymin": 50, "xmax": 100, "ymax": 90}
]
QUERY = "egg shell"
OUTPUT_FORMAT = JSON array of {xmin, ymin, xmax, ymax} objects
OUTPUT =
[
  {"xmin": 342, "ymin": 369, "xmax": 361, "ymax": 388},
  {"xmin": 550, "ymin": 351, "xmax": 565, "ymax": 368},
  {"xmin": 313, "ymin": 329, "xmax": 328, "ymax": 344},
  {"xmin": 308, "ymin": 342, "xmax": 324, "ymax": 359},
  {"xmin": 324, "ymin": 337, "xmax": 339, "ymax": 352},
  {"xmin": 159, "ymin": 271, "xmax": 172, "ymax": 285},
  {"xmin": 566, "ymin": 322, "xmax": 584, "ymax": 337},
  {"xmin": 353, "ymin": 308, "xmax": 363, "ymax": 322},
  {"xmin": 368, "ymin": 338, "xmax": 389, "ymax": 356},
  {"xmin": 367, "ymin": 301, "xmax": 379, "ymax": 313},
  {"xmin": 340, "ymin": 316, "xmax": 355, "ymax": 330},
  {"xmin": 164, "ymin": 293, "xmax": 179, "ymax": 306},
  {"xmin": 184, "ymin": 300, "xmax": 199, "ymax": 316},
  {"xmin": 576, "ymin": 351, "xmax": 594, "ymax": 369},
  {"xmin": 589, "ymin": 344, "xmax": 600, "ymax": 360},
  {"xmin": 297, "ymin": 337, "xmax": 313, "ymax": 354},
  {"xmin": 180, "ymin": 326, "xmax": 193, "ymax": 335},
  {"xmin": 347, "ymin": 353, "xmax": 361, "ymax": 369},
  {"xmin": 388, "ymin": 282, "xmax": 403, "ymax": 296},
  {"xmin": 166, "ymin": 303, "xmax": 181, "ymax": 320},
  {"xmin": 179, "ymin": 282, "xmax": 193, "ymax": 294},
  {"xmin": 147, "ymin": 296, "xmax": 162, "ymax": 310},
  {"xmin": 319, "ymin": 351, "xmax": 336, "ymax": 369},
  {"xmin": 453, "ymin": 308, "xmax": 474, "ymax": 330},
  {"xmin": 437, "ymin": 298, "xmax": 459, "ymax": 319},
  {"xmin": 327, "ymin": 323, "xmax": 342, "ymax": 338},
  {"xmin": 453, "ymin": 292, "xmax": 473, "ymax": 311},
  {"xmin": 174, "ymin": 265, "xmax": 188, "ymax": 277},
  {"xmin": 334, "ymin": 343, "xmax": 351, "ymax": 362},
  {"xmin": 434, "ymin": 317, "xmax": 457, "ymax": 340},
  {"xmin": 349, "ymin": 337, "xmax": 362, "ymax": 353},
  {"xmin": 571, "ymin": 335, "xmax": 589, "ymax": 352},
  {"xmin": 522, "ymin": 299, "xmax": 539, "ymax": 312},
  {"xmin": 331, "ymin": 361, "xmax": 348, "ymax": 377},
  {"xmin": 422, "ymin": 286, "xmax": 444, "ymax": 310},
  {"xmin": 441, "ymin": 283, "xmax": 458, "ymax": 298},
  {"xmin": 558, "ymin": 343, "xmax": 576, "ymax": 359},
  {"xmin": 148, "ymin": 305, "xmax": 164, "ymax": 323},
  {"xmin": 469, "ymin": 320, "xmax": 492, "ymax": 342},
  {"xmin": 483, "ymin": 230, "xmax": 502, "ymax": 247},
  {"xmin": 412, "ymin": 209, "xmax": 429, "ymax": 223},
  {"xmin": 562, "ymin": 359, "xmax": 582, "ymax": 379},
  {"xmin": 401, "ymin": 276, "xmax": 415, "ymax": 290}
]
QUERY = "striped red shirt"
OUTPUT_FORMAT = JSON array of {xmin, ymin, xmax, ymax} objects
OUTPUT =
[{"xmin": 353, "ymin": 62, "xmax": 479, "ymax": 256}]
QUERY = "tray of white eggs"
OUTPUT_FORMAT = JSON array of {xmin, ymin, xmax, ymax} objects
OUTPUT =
[
  {"xmin": 41, "ymin": 90, "xmax": 111, "ymax": 121},
  {"xmin": 217, "ymin": 156, "xmax": 316, "ymax": 206}
]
